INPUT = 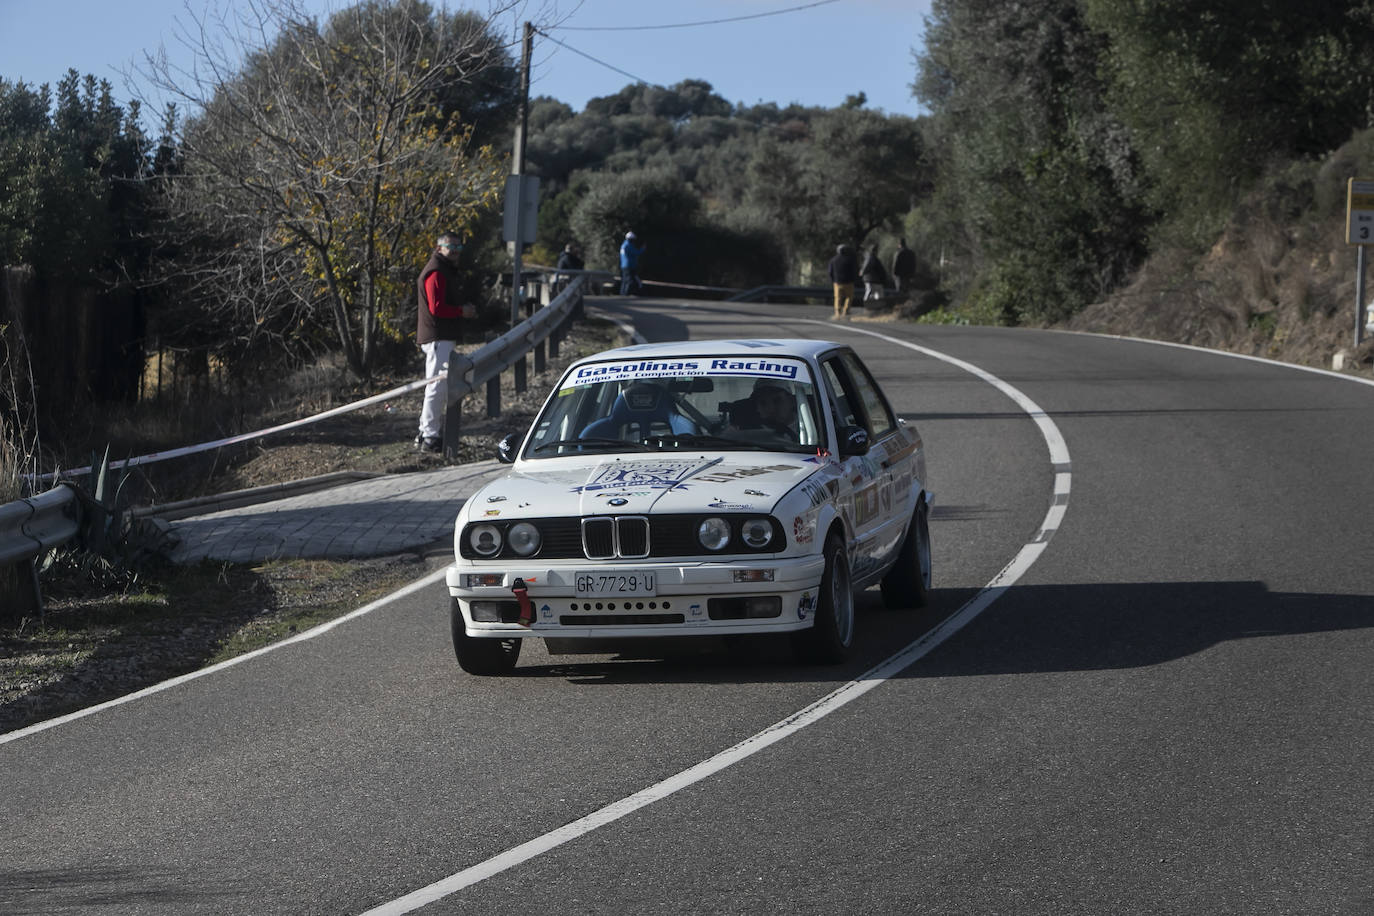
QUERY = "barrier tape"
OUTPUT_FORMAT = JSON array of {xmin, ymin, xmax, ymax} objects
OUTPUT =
[{"xmin": 27, "ymin": 274, "xmax": 584, "ymax": 484}]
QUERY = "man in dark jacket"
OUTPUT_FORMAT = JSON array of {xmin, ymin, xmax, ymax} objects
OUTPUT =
[
  {"xmin": 860, "ymin": 245, "xmax": 887, "ymax": 305},
  {"xmin": 827, "ymin": 244, "xmax": 858, "ymax": 319},
  {"xmin": 555, "ymin": 241, "xmax": 584, "ymax": 294},
  {"xmin": 415, "ymin": 232, "xmax": 475, "ymax": 452},
  {"xmin": 891, "ymin": 238, "xmax": 917, "ymax": 294}
]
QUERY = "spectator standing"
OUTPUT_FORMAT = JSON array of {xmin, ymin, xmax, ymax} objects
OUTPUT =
[
  {"xmin": 620, "ymin": 231, "xmax": 646, "ymax": 296},
  {"xmin": 555, "ymin": 241, "xmax": 584, "ymax": 294},
  {"xmin": 415, "ymin": 232, "xmax": 475, "ymax": 453},
  {"xmin": 827, "ymin": 244, "xmax": 858, "ymax": 319},
  {"xmin": 891, "ymin": 238, "xmax": 917, "ymax": 294},
  {"xmin": 860, "ymin": 245, "xmax": 887, "ymax": 304}
]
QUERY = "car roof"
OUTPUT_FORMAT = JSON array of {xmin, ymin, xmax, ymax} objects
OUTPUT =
[{"xmin": 568, "ymin": 338, "xmax": 844, "ymax": 368}]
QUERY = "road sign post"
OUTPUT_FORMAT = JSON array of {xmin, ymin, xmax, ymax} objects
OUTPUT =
[{"xmin": 1343, "ymin": 178, "xmax": 1374, "ymax": 347}]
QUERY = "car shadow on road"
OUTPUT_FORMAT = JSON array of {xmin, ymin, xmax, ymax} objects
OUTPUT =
[
  {"xmin": 902, "ymin": 580, "xmax": 1374, "ymax": 678},
  {"xmin": 504, "ymin": 580, "xmax": 1373, "ymax": 684}
]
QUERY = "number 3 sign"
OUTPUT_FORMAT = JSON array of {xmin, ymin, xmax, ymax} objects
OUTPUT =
[{"xmin": 1345, "ymin": 178, "xmax": 1374, "ymax": 245}]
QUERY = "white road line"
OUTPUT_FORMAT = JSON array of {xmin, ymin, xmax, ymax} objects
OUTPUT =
[
  {"xmin": 360, "ymin": 325, "xmax": 1072, "ymax": 915},
  {"xmin": 1048, "ymin": 327, "xmax": 1374, "ymax": 389},
  {"xmin": 0, "ymin": 568, "xmax": 449, "ymax": 746}
]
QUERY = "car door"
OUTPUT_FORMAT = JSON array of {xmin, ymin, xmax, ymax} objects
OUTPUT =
[
  {"xmin": 818, "ymin": 353, "xmax": 887, "ymax": 582},
  {"xmin": 835, "ymin": 351, "xmax": 914, "ymax": 575}
]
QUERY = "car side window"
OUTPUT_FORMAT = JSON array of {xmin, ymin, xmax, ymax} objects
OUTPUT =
[
  {"xmin": 820, "ymin": 360, "xmax": 859, "ymax": 430},
  {"xmin": 839, "ymin": 352, "xmax": 895, "ymax": 439}
]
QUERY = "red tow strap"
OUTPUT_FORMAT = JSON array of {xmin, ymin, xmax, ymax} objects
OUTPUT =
[{"xmin": 511, "ymin": 577, "xmax": 535, "ymax": 627}]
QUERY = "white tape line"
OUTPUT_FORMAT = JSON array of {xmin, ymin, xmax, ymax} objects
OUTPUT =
[
  {"xmin": 359, "ymin": 326, "xmax": 1071, "ymax": 915},
  {"xmin": 33, "ymin": 373, "xmax": 444, "ymax": 483},
  {"xmin": 0, "ymin": 568, "xmax": 449, "ymax": 746}
]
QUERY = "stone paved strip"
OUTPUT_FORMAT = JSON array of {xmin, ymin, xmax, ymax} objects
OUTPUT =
[{"xmin": 165, "ymin": 460, "xmax": 508, "ymax": 563}]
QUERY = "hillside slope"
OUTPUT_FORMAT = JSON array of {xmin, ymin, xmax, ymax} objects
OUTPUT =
[{"xmin": 1063, "ymin": 132, "xmax": 1374, "ymax": 373}]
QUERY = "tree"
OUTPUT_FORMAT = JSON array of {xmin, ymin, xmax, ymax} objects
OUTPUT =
[
  {"xmin": 141, "ymin": 0, "xmax": 518, "ymax": 377},
  {"xmin": 1082, "ymin": 0, "xmax": 1374, "ymax": 247},
  {"xmin": 915, "ymin": 0, "xmax": 1148, "ymax": 322}
]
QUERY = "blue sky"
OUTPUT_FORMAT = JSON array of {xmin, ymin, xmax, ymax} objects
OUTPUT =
[{"xmin": 0, "ymin": 0, "xmax": 929, "ymax": 119}]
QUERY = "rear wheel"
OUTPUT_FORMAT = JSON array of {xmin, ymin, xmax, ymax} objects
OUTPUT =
[
  {"xmin": 450, "ymin": 598, "xmax": 521, "ymax": 675},
  {"xmin": 880, "ymin": 497, "xmax": 930, "ymax": 610},
  {"xmin": 792, "ymin": 534, "xmax": 855, "ymax": 664}
]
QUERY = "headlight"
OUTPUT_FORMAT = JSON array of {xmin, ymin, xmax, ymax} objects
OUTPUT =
[
  {"xmin": 468, "ymin": 524, "xmax": 502, "ymax": 557},
  {"xmin": 697, "ymin": 517, "xmax": 731, "ymax": 551},
  {"xmin": 507, "ymin": 522, "xmax": 541, "ymax": 556},
  {"xmin": 741, "ymin": 518, "xmax": 773, "ymax": 549}
]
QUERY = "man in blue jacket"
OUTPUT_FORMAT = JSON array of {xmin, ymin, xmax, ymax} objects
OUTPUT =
[{"xmin": 620, "ymin": 231, "xmax": 646, "ymax": 296}]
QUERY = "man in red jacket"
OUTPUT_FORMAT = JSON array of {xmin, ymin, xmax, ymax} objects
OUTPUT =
[{"xmin": 415, "ymin": 232, "xmax": 476, "ymax": 452}]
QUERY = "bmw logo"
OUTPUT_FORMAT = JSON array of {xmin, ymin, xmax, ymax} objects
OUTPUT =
[{"xmin": 608, "ymin": 497, "xmax": 629, "ymax": 506}]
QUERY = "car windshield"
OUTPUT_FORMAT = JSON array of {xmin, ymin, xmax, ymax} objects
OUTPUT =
[{"xmin": 524, "ymin": 355, "xmax": 825, "ymax": 458}]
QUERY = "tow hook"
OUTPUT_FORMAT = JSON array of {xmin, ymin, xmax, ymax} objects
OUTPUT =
[{"xmin": 511, "ymin": 577, "xmax": 534, "ymax": 627}]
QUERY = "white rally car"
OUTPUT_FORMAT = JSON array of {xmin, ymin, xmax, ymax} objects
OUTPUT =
[{"xmin": 446, "ymin": 338, "xmax": 932, "ymax": 674}]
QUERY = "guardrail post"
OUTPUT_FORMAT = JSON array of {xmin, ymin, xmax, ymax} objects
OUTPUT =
[
  {"xmin": 514, "ymin": 353, "xmax": 527, "ymax": 394},
  {"xmin": 27, "ymin": 558, "xmax": 44, "ymax": 622},
  {"xmin": 534, "ymin": 339, "xmax": 545, "ymax": 375},
  {"xmin": 487, "ymin": 374, "xmax": 501, "ymax": 418}
]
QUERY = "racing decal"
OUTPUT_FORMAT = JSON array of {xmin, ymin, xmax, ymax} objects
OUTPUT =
[
  {"xmin": 709, "ymin": 500, "xmax": 752, "ymax": 510},
  {"xmin": 797, "ymin": 478, "xmax": 835, "ymax": 507},
  {"xmin": 792, "ymin": 515, "xmax": 815, "ymax": 544},
  {"xmin": 853, "ymin": 484, "xmax": 880, "ymax": 526},
  {"xmin": 797, "ymin": 591, "xmax": 816, "ymax": 620},
  {"xmin": 695, "ymin": 464, "xmax": 794, "ymax": 483},
  {"xmin": 571, "ymin": 460, "xmax": 700, "ymax": 493},
  {"xmin": 879, "ymin": 482, "xmax": 893, "ymax": 514},
  {"xmin": 744, "ymin": 489, "xmax": 768, "ymax": 497},
  {"xmin": 484, "ymin": 509, "xmax": 501, "ymax": 516},
  {"xmin": 690, "ymin": 603, "xmax": 703, "ymax": 617},
  {"xmin": 566, "ymin": 357, "xmax": 807, "ymax": 387},
  {"xmin": 884, "ymin": 440, "xmax": 919, "ymax": 464},
  {"xmin": 486, "ymin": 495, "xmax": 507, "ymax": 503}
]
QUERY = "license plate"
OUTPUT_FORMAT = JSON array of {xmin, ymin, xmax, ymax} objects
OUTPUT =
[{"xmin": 574, "ymin": 571, "xmax": 657, "ymax": 597}]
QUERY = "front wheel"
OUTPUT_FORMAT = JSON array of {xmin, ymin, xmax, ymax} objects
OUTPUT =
[
  {"xmin": 792, "ymin": 534, "xmax": 855, "ymax": 664},
  {"xmin": 450, "ymin": 598, "xmax": 521, "ymax": 675},
  {"xmin": 880, "ymin": 497, "xmax": 931, "ymax": 610}
]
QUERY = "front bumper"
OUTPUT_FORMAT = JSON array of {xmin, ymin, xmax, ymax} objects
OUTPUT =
[{"xmin": 447, "ymin": 555, "xmax": 826, "ymax": 639}]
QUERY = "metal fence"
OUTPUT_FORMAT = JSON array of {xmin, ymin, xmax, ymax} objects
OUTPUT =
[{"xmin": 0, "ymin": 271, "xmax": 591, "ymax": 608}]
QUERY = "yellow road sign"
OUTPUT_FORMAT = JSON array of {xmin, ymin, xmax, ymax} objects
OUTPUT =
[{"xmin": 1346, "ymin": 178, "xmax": 1374, "ymax": 244}]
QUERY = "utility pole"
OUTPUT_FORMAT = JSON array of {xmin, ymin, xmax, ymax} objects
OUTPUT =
[{"xmin": 509, "ymin": 22, "xmax": 534, "ymax": 327}]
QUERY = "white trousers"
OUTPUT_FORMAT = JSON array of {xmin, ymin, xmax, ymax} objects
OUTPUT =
[{"xmin": 418, "ymin": 339, "xmax": 456, "ymax": 439}]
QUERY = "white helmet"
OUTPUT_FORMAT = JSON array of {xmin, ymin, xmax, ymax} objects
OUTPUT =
[{"xmin": 625, "ymin": 231, "xmax": 637, "ymax": 240}]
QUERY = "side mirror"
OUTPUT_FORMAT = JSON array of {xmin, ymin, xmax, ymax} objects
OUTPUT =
[
  {"xmin": 497, "ymin": 433, "xmax": 520, "ymax": 464},
  {"xmin": 838, "ymin": 425, "xmax": 869, "ymax": 458}
]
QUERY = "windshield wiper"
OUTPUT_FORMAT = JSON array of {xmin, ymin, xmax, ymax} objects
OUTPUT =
[{"xmin": 532, "ymin": 438, "xmax": 651, "ymax": 454}]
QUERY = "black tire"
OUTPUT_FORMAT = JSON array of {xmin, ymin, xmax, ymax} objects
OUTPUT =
[
  {"xmin": 450, "ymin": 597, "xmax": 521, "ymax": 675},
  {"xmin": 880, "ymin": 497, "xmax": 931, "ymax": 610},
  {"xmin": 792, "ymin": 534, "xmax": 855, "ymax": 664}
]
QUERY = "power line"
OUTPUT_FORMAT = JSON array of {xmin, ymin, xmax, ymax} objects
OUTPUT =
[
  {"xmin": 532, "ymin": 28, "xmax": 657, "ymax": 89},
  {"xmin": 549, "ymin": 0, "xmax": 843, "ymax": 32}
]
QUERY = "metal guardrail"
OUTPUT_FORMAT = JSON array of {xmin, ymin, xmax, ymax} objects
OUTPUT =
[
  {"xmin": 0, "ymin": 484, "xmax": 81, "ymax": 567},
  {"xmin": 1, "ymin": 272, "xmax": 588, "ymax": 574}
]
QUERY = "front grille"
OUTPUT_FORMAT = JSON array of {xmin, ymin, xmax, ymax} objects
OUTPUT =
[
  {"xmin": 582, "ymin": 516, "xmax": 650, "ymax": 559},
  {"xmin": 460, "ymin": 515, "xmax": 785, "ymax": 559}
]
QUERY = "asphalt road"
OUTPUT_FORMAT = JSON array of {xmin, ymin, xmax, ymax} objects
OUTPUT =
[{"xmin": 4, "ymin": 299, "xmax": 1373, "ymax": 915}]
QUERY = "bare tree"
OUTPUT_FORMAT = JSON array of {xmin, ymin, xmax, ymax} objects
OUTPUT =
[{"xmin": 140, "ymin": 0, "xmax": 532, "ymax": 377}]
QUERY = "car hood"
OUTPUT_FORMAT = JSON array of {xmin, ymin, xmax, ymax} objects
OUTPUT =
[{"xmin": 470, "ymin": 454, "xmax": 827, "ymax": 519}]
